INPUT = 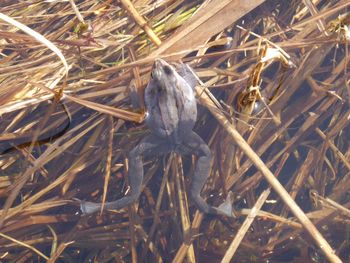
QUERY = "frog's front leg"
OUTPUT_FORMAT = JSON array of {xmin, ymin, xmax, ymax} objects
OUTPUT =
[
  {"xmin": 80, "ymin": 134, "xmax": 171, "ymax": 214},
  {"xmin": 180, "ymin": 131, "xmax": 234, "ymax": 217}
]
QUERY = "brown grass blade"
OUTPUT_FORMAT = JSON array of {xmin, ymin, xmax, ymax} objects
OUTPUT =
[
  {"xmin": 151, "ymin": 0, "xmax": 267, "ymax": 58},
  {"xmin": 0, "ymin": 12, "xmax": 69, "ymax": 76}
]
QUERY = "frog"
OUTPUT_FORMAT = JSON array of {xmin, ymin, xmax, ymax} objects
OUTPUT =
[{"xmin": 80, "ymin": 58, "xmax": 233, "ymax": 217}]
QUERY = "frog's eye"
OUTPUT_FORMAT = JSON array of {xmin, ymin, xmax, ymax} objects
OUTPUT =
[{"xmin": 163, "ymin": 65, "xmax": 172, "ymax": 75}]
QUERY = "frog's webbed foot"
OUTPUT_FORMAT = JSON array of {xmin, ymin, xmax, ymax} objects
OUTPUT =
[
  {"xmin": 72, "ymin": 198, "xmax": 102, "ymax": 215},
  {"xmin": 213, "ymin": 191, "xmax": 235, "ymax": 217},
  {"xmin": 80, "ymin": 200, "xmax": 103, "ymax": 215}
]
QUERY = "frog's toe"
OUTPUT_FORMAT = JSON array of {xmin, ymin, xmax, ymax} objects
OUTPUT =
[
  {"xmin": 80, "ymin": 201, "xmax": 101, "ymax": 215},
  {"xmin": 215, "ymin": 191, "xmax": 235, "ymax": 217}
]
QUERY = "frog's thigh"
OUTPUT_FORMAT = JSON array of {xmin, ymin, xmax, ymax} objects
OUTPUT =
[
  {"xmin": 130, "ymin": 134, "xmax": 172, "ymax": 159},
  {"xmin": 180, "ymin": 131, "xmax": 215, "ymax": 213},
  {"xmin": 180, "ymin": 131, "xmax": 211, "ymax": 186},
  {"xmin": 179, "ymin": 131, "xmax": 211, "ymax": 158},
  {"xmin": 128, "ymin": 134, "xmax": 171, "ymax": 187},
  {"xmin": 126, "ymin": 134, "xmax": 171, "ymax": 202}
]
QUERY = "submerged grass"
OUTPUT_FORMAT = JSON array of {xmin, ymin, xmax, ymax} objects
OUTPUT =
[{"xmin": 0, "ymin": 0, "xmax": 349, "ymax": 262}]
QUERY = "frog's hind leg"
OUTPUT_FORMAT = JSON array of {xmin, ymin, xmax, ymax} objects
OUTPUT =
[
  {"xmin": 181, "ymin": 131, "xmax": 234, "ymax": 217},
  {"xmin": 80, "ymin": 134, "xmax": 171, "ymax": 214}
]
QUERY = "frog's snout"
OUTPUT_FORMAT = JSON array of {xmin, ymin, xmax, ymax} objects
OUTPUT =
[
  {"xmin": 152, "ymin": 58, "xmax": 172, "ymax": 79},
  {"xmin": 154, "ymin": 58, "xmax": 168, "ymax": 68},
  {"xmin": 151, "ymin": 59, "xmax": 163, "ymax": 81}
]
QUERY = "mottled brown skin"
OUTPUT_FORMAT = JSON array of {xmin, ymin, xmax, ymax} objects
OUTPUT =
[{"xmin": 80, "ymin": 59, "xmax": 233, "ymax": 216}]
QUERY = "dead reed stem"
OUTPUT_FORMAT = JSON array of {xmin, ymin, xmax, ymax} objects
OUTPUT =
[{"xmin": 1, "ymin": 1, "xmax": 349, "ymax": 262}]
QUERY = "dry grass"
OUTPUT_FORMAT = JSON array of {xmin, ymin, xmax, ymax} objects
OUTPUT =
[{"xmin": 0, "ymin": 0, "xmax": 349, "ymax": 262}]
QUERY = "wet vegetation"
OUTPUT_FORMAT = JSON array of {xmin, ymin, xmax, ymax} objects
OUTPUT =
[{"xmin": 0, "ymin": 0, "xmax": 349, "ymax": 262}]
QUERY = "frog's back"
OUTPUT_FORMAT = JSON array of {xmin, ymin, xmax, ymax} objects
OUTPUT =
[{"xmin": 144, "ymin": 59, "xmax": 197, "ymax": 142}]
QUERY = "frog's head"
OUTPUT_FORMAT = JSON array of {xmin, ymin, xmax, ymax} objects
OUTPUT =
[{"xmin": 151, "ymin": 58, "xmax": 183, "ymax": 91}]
